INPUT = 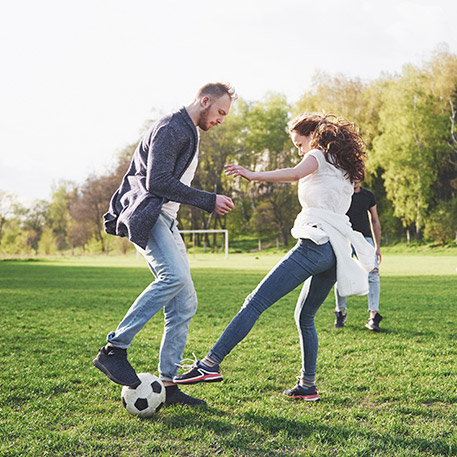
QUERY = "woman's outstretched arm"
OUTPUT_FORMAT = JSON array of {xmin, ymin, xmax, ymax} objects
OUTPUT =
[{"xmin": 225, "ymin": 154, "xmax": 318, "ymax": 183}]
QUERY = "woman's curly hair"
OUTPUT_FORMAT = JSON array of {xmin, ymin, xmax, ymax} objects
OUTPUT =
[{"xmin": 288, "ymin": 113, "xmax": 366, "ymax": 183}]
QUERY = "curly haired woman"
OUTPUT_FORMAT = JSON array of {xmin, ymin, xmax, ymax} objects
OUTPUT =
[{"xmin": 173, "ymin": 113, "xmax": 375, "ymax": 401}]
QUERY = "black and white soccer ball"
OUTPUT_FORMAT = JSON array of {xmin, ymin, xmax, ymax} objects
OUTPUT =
[{"xmin": 121, "ymin": 373, "xmax": 165, "ymax": 417}]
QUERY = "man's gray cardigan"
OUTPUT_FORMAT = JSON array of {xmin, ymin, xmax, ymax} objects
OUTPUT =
[{"xmin": 104, "ymin": 107, "xmax": 216, "ymax": 249}]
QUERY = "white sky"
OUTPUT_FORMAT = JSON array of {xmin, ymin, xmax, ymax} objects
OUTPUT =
[{"xmin": 1, "ymin": 0, "xmax": 457, "ymax": 204}]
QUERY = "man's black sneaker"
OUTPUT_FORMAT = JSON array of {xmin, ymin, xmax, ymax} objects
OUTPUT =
[
  {"xmin": 93, "ymin": 344, "xmax": 141, "ymax": 387},
  {"xmin": 165, "ymin": 385, "xmax": 206, "ymax": 407},
  {"xmin": 334, "ymin": 311, "xmax": 347, "ymax": 328},
  {"xmin": 283, "ymin": 382, "xmax": 319, "ymax": 402},
  {"xmin": 366, "ymin": 312, "xmax": 383, "ymax": 332},
  {"xmin": 173, "ymin": 361, "xmax": 222, "ymax": 384}
]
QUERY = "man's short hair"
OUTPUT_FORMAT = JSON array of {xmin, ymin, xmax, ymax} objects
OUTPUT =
[{"xmin": 196, "ymin": 82, "xmax": 238, "ymax": 102}]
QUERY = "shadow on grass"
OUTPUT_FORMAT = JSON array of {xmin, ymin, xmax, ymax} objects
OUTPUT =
[
  {"xmin": 0, "ymin": 257, "xmax": 42, "ymax": 262},
  {"xmin": 336, "ymin": 324, "xmax": 447, "ymax": 340},
  {"xmin": 157, "ymin": 404, "xmax": 455, "ymax": 456}
]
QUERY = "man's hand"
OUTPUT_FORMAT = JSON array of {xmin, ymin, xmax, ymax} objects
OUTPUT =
[
  {"xmin": 376, "ymin": 248, "xmax": 382, "ymax": 265},
  {"xmin": 214, "ymin": 195, "xmax": 234, "ymax": 215}
]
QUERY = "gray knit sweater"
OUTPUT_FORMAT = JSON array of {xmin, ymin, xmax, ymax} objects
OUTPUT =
[{"xmin": 104, "ymin": 107, "xmax": 216, "ymax": 249}]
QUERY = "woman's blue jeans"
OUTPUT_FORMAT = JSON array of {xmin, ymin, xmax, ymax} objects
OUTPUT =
[
  {"xmin": 107, "ymin": 212, "xmax": 198, "ymax": 382},
  {"xmin": 207, "ymin": 238, "xmax": 336, "ymax": 381}
]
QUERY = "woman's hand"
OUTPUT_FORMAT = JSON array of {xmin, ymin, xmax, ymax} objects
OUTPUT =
[{"xmin": 224, "ymin": 164, "xmax": 253, "ymax": 181}]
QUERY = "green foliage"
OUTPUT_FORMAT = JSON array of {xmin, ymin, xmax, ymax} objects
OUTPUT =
[
  {"xmin": 372, "ymin": 53, "xmax": 457, "ymax": 240},
  {"xmin": 3, "ymin": 47, "xmax": 457, "ymax": 253},
  {"xmin": 47, "ymin": 181, "xmax": 77, "ymax": 251},
  {"xmin": 0, "ymin": 227, "xmax": 32, "ymax": 255},
  {"xmin": 37, "ymin": 227, "xmax": 59, "ymax": 255},
  {"xmin": 373, "ymin": 82, "xmax": 435, "ymax": 232},
  {"xmin": 1, "ymin": 254, "xmax": 457, "ymax": 456},
  {"xmin": 294, "ymin": 71, "xmax": 368, "ymax": 128},
  {"xmin": 190, "ymin": 93, "xmax": 298, "ymax": 246},
  {"xmin": 423, "ymin": 198, "xmax": 457, "ymax": 244},
  {"xmin": 0, "ymin": 191, "xmax": 18, "ymax": 243}
]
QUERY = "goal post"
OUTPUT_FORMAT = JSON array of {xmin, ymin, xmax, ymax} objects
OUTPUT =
[{"xmin": 179, "ymin": 229, "xmax": 229, "ymax": 259}]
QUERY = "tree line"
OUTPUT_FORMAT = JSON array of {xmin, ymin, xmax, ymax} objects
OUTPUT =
[{"xmin": 1, "ymin": 45, "xmax": 457, "ymax": 255}]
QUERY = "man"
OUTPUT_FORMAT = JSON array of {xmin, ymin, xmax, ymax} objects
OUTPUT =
[
  {"xmin": 334, "ymin": 181, "xmax": 383, "ymax": 331},
  {"xmin": 93, "ymin": 83, "xmax": 237, "ymax": 406}
]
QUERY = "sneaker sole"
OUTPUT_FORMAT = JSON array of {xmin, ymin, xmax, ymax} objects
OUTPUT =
[
  {"xmin": 165, "ymin": 400, "xmax": 207, "ymax": 407},
  {"xmin": 164, "ymin": 395, "xmax": 207, "ymax": 407},
  {"xmin": 173, "ymin": 373, "xmax": 223, "ymax": 385},
  {"xmin": 92, "ymin": 358, "xmax": 140, "ymax": 388},
  {"xmin": 365, "ymin": 324, "xmax": 380, "ymax": 332},
  {"xmin": 285, "ymin": 394, "xmax": 320, "ymax": 401}
]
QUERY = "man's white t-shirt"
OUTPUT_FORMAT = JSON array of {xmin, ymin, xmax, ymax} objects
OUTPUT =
[{"xmin": 161, "ymin": 151, "xmax": 199, "ymax": 220}]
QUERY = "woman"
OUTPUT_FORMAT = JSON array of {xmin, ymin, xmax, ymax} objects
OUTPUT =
[{"xmin": 173, "ymin": 113, "xmax": 375, "ymax": 401}]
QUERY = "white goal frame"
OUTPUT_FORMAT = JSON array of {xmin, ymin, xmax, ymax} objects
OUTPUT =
[{"xmin": 179, "ymin": 229, "xmax": 229, "ymax": 259}]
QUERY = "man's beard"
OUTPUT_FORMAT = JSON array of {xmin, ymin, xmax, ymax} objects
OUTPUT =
[{"xmin": 197, "ymin": 106, "xmax": 211, "ymax": 131}]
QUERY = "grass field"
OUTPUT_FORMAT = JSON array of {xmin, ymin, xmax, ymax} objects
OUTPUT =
[{"xmin": 1, "ymin": 253, "xmax": 456, "ymax": 456}]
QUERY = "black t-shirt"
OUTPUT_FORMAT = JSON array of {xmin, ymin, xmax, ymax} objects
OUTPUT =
[{"xmin": 346, "ymin": 188, "xmax": 376, "ymax": 237}]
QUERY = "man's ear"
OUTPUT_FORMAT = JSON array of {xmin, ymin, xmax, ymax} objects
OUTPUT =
[{"xmin": 200, "ymin": 96, "xmax": 211, "ymax": 108}]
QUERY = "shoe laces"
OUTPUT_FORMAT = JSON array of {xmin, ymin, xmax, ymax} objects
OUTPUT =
[{"xmin": 176, "ymin": 353, "xmax": 199, "ymax": 371}]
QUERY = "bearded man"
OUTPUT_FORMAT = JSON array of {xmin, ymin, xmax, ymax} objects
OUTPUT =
[{"xmin": 93, "ymin": 83, "xmax": 237, "ymax": 406}]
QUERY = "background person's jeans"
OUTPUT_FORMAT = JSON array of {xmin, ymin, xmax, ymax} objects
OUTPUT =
[
  {"xmin": 335, "ymin": 236, "xmax": 380, "ymax": 312},
  {"xmin": 107, "ymin": 212, "xmax": 198, "ymax": 382},
  {"xmin": 207, "ymin": 238, "xmax": 336, "ymax": 381}
]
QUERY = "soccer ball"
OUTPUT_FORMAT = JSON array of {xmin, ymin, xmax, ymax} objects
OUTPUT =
[{"xmin": 121, "ymin": 373, "xmax": 165, "ymax": 417}]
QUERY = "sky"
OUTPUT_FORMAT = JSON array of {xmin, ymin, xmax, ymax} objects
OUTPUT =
[{"xmin": 1, "ymin": 0, "xmax": 457, "ymax": 204}]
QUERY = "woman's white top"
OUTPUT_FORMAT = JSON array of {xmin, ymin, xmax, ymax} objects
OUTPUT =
[
  {"xmin": 296, "ymin": 149, "xmax": 353, "ymax": 216},
  {"xmin": 291, "ymin": 149, "xmax": 375, "ymax": 296}
]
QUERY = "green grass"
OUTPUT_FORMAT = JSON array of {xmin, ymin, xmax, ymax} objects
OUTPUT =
[{"xmin": 1, "ymin": 253, "xmax": 457, "ymax": 456}]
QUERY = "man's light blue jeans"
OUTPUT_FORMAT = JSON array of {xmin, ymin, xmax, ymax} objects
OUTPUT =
[
  {"xmin": 335, "ymin": 236, "xmax": 380, "ymax": 312},
  {"xmin": 206, "ymin": 238, "xmax": 336, "ymax": 382},
  {"xmin": 107, "ymin": 212, "xmax": 197, "ymax": 382}
]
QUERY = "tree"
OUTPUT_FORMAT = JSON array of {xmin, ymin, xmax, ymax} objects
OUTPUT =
[
  {"xmin": 47, "ymin": 181, "xmax": 77, "ymax": 251},
  {"xmin": 0, "ymin": 191, "xmax": 17, "ymax": 243},
  {"xmin": 21, "ymin": 200, "xmax": 49, "ymax": 253},
  {"xmin": 242, "ymin": 93, "xmax": 297, "ymax": 246},
  {"xmin": 180, "ymin": 100, "xmax": 248, "ymax": 248},
  {"xmin": 69, "ymin": 174, "xmax": 119, "ymax": 252},
  {"xmin": 294, "ymin": 71, "xmax": 368, "ymax": 128},
  {"xmin": 372, "ymin": 47, "xmax": 457, "ymax": 242}
]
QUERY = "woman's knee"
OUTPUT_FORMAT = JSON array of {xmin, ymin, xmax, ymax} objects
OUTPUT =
[
  {"xmin": 295, "ymin": 308, "xmax": 315, "ymax": 328},
  {"xmin": 241, "ymin": 292, "xmax": 269, "ymax": 317}
]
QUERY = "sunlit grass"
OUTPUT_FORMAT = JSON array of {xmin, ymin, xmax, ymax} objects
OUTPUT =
[{"xmin": 1, "ymin": 253, "xmax": 456, "ymax": 456}]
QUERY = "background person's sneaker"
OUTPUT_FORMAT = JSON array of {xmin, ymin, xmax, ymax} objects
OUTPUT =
[
  {"xmin": 334, "ymin": 311, "xmax": 347, "ymax": 328},
  {"xmin": 366, "ymin": 313, "xmax": 383, "ymax": 332},
  {"xmin": 283, "ymin": 383, "xmax": 319, "ymax": 401},
  {"xmin": 93, "ymin": 345, "xmax": 141, "ymax": 387},
  {"xmin": 165, "ymin": 385, "xmax": 206, "ymax": 407},
  {"xmin": 173, "ymin": 361, "xmax": 222, "ymax": 384}
]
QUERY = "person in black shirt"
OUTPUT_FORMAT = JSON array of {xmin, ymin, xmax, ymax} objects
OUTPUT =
[{"xmin": 334, "ymin": 181, "xmax": 383, "ymax": 331}]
